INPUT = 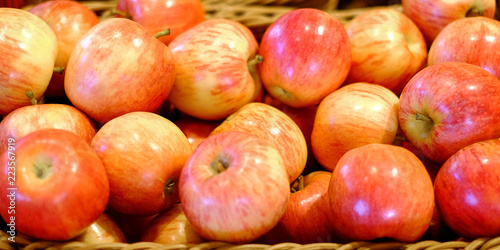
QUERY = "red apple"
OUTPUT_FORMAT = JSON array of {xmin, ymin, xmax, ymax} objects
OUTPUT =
[
  {"xmin": 174, "ymin": 114, "xmax": 221, "ymax": 151},
  {"xmin": 91, "ymin": 111, "xmax": 192, "ymax": 216},
  {"xmin": 402, "ymin": 0, "xmax": 496, "ymax": 45},
  {"xmin": 115, "ymin": 0, "xmax": 205, "ymax": 45},
  {"xmin": 312, "ymin": 83, "xmax": 400, "ymax": 172},
  {"xmin": 29, "ymin": 0, "xmax": 100, "ymax": 97},
  {"xmin": 399, "ymin": 62, "xmax": 500, "ymax": 163},
  {"xmin": 65, "ymin": 18, "xmax": 176, "ymax": 124},
  {"xmin": 428, "ymin": 17, "xmax": 500, "ymax": 80},
  {"xmin": 0, "ymin": 129, "xmax": 109, "ymax": 241},
  {"xmin": 0, "ymin": 8, "xmax": 57, "ymax": 115},
  {"xmin": 179, "ymin": 131, "xmax": 290, "ymax": 243},
  {"xmin": 328, "ymin": 143, "xmax": 434, "ymax": 243},
  {"xmin": 435, "ymin": 139, "xmax": 500, "ymax": 239},
  {"xmin": 210, "ymin": 102, "xmax": 308, "ymax": 183},
  {"xmin": 257, "ymin": 8, "xmax": 351, "ymax": 107},
  {"xmin": 140, "ymin": 203, "xmax": 205, "ymax": 244},
  {"xmin": 0, "ymin": 103, "xmax": 97, "ymax": 154},
  {"xmin": 73, "ymin": 213, "xmax": 127, "ymax": 244},
  {"xmin": 168, "ymin": 19, "xmax": 262, "ymax": 121}
]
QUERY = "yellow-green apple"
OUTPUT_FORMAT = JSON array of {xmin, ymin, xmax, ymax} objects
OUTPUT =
[
  {"xmin": 115, "ymin": 0, "xmax": 205, "ymax": 45},
  {"xmin": 210, "ymin": 102, "xmax": 307, "ymax": 183},
  {"xmin": 0, "ymin": 104, "xmax": 96, "ymax": 154},
  {"xmin": 257, "ymin": 8, "xmax": 351, "ymax": 107},
  {"xmin": 74, "ymin": 213, "xmax": 127, "ymax": 243},
  {"xmin": 399, "ymin": 62, "xmax": 500, "ymax": 163},
  {"xmin": 29, "ymin": 0, "xmax": 100, "ymax": 97},
  {"xmin": 105, "ymin": 208, "xmax": 157, "ymax": 243},
  {"xmin": 140, "ymin": 203, "xmax": 205, "ymax": 244},
  {"xmin": 65, "ymin": 18, "xmax": 176, "ymax": 124},
  {"xmin": 344, "ymin": 8, "xmax": 427, "ymax": 95},
  {"xmin": 435, "ymin": 139, "xmax": 500, "ymax": 239},
  {"xmin": 402, "ymin": 0, "xmax": 496, "ymax": 45},
  {"xmin": 168, "ymin": 19, "xmax": 262, "ymax": 121},
  {"xmin": 179, "ymin": 131, "xmax": 290, "ymax": 243},
  {"xmin": 0, "ymin": 129, "xmax": 109, "ymax": 241},
  {"xmin": 312, "ymin": 83, "xmax": 400, "ymax": 172},
  {"xmin": 91, "ymin": 112, "xmax": 192, "ymax": 216},
  {"xmin": 328, "ymin": 143, "xmax": 434, "ymax": 243},
  {"xmin": 261, "ymin": 171, "xmax": 337, "ymax": 244},
  {"xmin": 174, "ymin": 114, "xmax": 221, "ymax": 151},
  {"xmin": 0, "ymin": 8, "xmax": 57, "ymax": 115},
  {"xmin": 428, "ymin": 17, "xmax": 500, "ymax": 80}
]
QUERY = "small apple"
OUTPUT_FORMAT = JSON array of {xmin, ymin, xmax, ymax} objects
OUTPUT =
[{"xmin": 73, "ymin": 213, "xmax": 127, "ymax": 244}]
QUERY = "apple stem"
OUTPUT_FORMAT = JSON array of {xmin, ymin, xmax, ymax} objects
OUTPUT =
[
  {"xmin": 53, "ymin": 67, "xmax": 65, "ymax": 74},
  {"xmin": 26, "ymin": 91, "xmax": 37, "ymax": 105},
  {"xmin": 164, "ymin": 177, "xmax": 176, "ymax": 195},
  {"xmin": 211, "ymin": 157, "xmax": 229, "ymax": 174},
  {"xmin": 247, "ymin": 55, "xmax": 263, "ymax": 67},
  {"xmin": 415, "ymin": 113, "xmax": 432, "ymax": 123},
  {"xmin": 110, "ymin": 9, "xmax": 132, "ymax": 19},
  {"xmin": 291, "ymin": 175, "xmax": 304, "ymax": 193},
  {"xmin": 154, "ymin": 29, "xmax": 171, "ymax": 39}
]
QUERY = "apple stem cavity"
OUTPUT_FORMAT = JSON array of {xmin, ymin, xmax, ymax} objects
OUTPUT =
[
  {"xmin": 33, "ymin": 162, "xmax": 53, "ymax": 179},
  {"xmin": 164, "ymin": 177, "xmax": 176, "ymax": 195},
  {"xmin": 154, "ymin": 29, "xmax": 171, "ymax": 39},
  {"xmin": 26, "ymin": 91, "xmax": 38, "ymax": 105},
  {"xmin": 211, "ymin": 157, "xmax": 230, "ymax": 174},
  {"xmin": 247, "ymin": 55, "xmax": 263, "ymax": 67},
  {"xmin": 291, "ymin": 175, "xmax": 304, "ymax": 193},
  {"xmin": 53, "ymin": 67, "xmax": 65, "ymax": 74},
  {"xmin": 110, "ymin": 9, "xmax": 132, "ymax": 19}
]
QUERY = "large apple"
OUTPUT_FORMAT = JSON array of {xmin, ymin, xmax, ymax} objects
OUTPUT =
[
  {"xmin": 428, "ymin": 17, "xmax": 500, "ymax": 80},
  {"xmin": 257, "ymin": 8, "xmax": 351, "ymax": 107},
  {"xmin": 435, "ymin": 139, "xmax": 500, "ymax": 239},
  {"xmin": 115, "ymin": 0, "xmax": 205, "ymax": 45},
  {"xmin": 399, "ymin": 62, "xmax": 500, "ymax": 163},
  {"xmin": 210, "ymin": 102, "xmax": 307, "ymax": 183},
  {"xmin": 29, "ymin": 0, "xmax": 100, "ymax": 97},
  {"xmin": 168, "ymin": 19, "xmax": 262, "ymax": 121},
  {"xmin": 402, "ymin": 0, "xmax": 496, "ymax": 45},
  {"xmin": 0, "ymin": 8, "xmax": 57, "ymax": 115},
  {"xmin": 65, "ymin": 18, "xmax": 176, "ymax": 124},
  {"xmin": 344, "ymin": 8, "xmax": 427, "ymax": 95},
  {"xmin": 179, "ymin": 131, "xmax": 290, "ymax": 243},
  {"xmin": 73, "ymin": 213, "xmax": 127, "ymax": 244},
  {"xmin": 0, "ymin": 103, "xmax": 97, "ymax": 154},
  {"xmin": 328, "ymin": 143, "xmax": 434, "ymax": 243},
  {"xmin": 91, "ymin": 112, "xmax": 192, "ymax": 216},
  {"xmin": 0, "ymin": 129, "xmax": 109, "ymax": 241},
  {"xmin": 312, "ymin": 83, "xmax": 400, "ymax": 171}
]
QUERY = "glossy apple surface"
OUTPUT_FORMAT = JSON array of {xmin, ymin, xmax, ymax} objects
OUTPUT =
[
  {"xmin": 74, "ymin": 213, "xmax": 127, "ymax": 243},
  {"xmin": 91, "ymin": 112, "xmax": 192, "ymax": 216},
  {"xmin": 399, "ymin": 62, "xmax": 500, "ymax": 163}
]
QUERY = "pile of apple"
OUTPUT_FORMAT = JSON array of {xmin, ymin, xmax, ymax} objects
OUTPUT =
[{"xmin": 1, "ymin": 0, "xmax": 500, "ymax": 246}]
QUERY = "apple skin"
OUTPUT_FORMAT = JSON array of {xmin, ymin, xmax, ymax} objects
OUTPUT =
[
  {"xmin": 210, "ymin": 102, "xmax": 308, "ymax": 183},
  {"xmin": 29, "ymin": 0, "xmax": 100, "ymax": 97},
  {"xmin": 0, "ymin": 129, "xmax": 110, "ymax": 241},
  {"xmin": 344, "ymin": 8, "xmax": 427, "ymax": 95},
  {"xmin": 65, "ymin": 18, "xmax": 176, "ymax": 124},
  {"xmin": 174, "ymin": 114, "xmax": 221, "ymax": 151},
  {"xmin": 399, "ymin": 62, "xmax": 500, "ymax": 163},
  {"xmin": 179, "ymin": 131, "xmax": 290, "ymax": 243},
  {"xmin": 428, "ymin": 17, "xmax": 500, "ymax": 80},
  {"xmin": 73, "ymin": 213, "xmax": 127, "ymax": 244},
  {"xmin": 0, "ymin": 104, "xmax": 97, "ymax": 155},
  {"xmin": 91, "ymin": 112, "xmax": 192, "ymax": 216},
  {"xmin": 140, "ymin": 203, "xmax": 205, "ymax": 244},
  {"xmin": 168, "ymin": 19, "xmax": 262, "ymax": 121},
  {"xmin": 328, "ymin": 143, "xmax": 434, "ymax": 243},
  {"xmin": 257, "ymin": 8, "xmax": 351, "ymax": 108},
  {"xmin": 312, "ymin": 83, "xmax": 400, "ymax": 172},
  {"xmin": 0, "ymin": 8, "xmax": 57, "ymax": 116},
  {"xmin": 116, "ymin": 0, "xmax": 205, "ymax": 45},
  {"xmin": 435, "ymin": 139, "xmax": 500, "ymax": 239},
  {"xmin": 402, "ymin": 0, "xmax": 496, "ymax": 45}
]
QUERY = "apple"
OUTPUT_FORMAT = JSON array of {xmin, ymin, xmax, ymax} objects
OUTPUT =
[
  {"xmin": 312, "ymin": 83, "xmax": 400, "ymax": 172},
  {"xmin": 91, "ymin": 111, "xmax": 192, "ymax": 216},
  {"xmin": 29, "ymin": 0, "xmax": 100, "ymax": 97},
  {"xmin": 0, "ymin": 103, "xmax": 97, "ymax": 154},
  {"xmin": 65, "ymin": 18, "xmax": 176, "ymax": 124},
  {"xmin": 0, "ymin": 129, "xmax": 109, "ymax": 241},
  {"xmin": 174, "ymin": 114, "xmax": 221, "ymax": 151},
  {"xmin": 328, "ymin": 143, "xmax": 434, "ymax": 243},
  {"xmin": 115, "ymin": 0, "xmax": 205, "ymax": 45},
  {"xmin": 210, "ymin": 102, "xmax": 307, "ymax": 183},
  {"xmin": 140, "ymin": 203, "xmax": 205, "ymax": 244},
  {"xmin": 344, "ymin": 8, "xmax": 427, "ymax": 95},
  {"xmin": 435, "ymin": 139, "xmax": 500, "ymax": 239},
  {"xmin": 399, "ymin": 62, "xmax": 500, "ymax": 163},
  {"xmin": 257, "ymin": 8, "xmax": 351, "ymax": 107},
  {"xmin": 73, "ymin": 213, "xmax": 127, "ymax": 244},
  {"xmin": 179, "ymin": 131, "xmax": 290, "ymax": 243},
  {"xmin": 428, "ymin": 17, "xmax": 500, "ymax": 80},
  {"xmin": 167, "ymin": 19, "xmax": 262, "ymax": 121},
  {"xmin": 0, "ymin": 8, "xmax": 57, "ymax": 116},
  {"xmin": 402, "ymin": 0, "xmax": 496, "ymax": 45}
]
